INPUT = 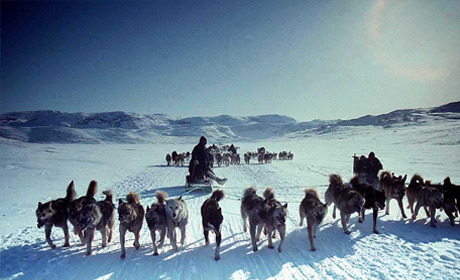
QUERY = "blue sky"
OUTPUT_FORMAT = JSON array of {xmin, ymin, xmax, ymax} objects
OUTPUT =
[{"xmin": 1, "ymin": 0, "xmax": 459, "ymax": 121}]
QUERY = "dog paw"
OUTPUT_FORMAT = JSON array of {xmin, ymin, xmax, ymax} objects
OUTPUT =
[
  {"xmin": 63, "ymin": 243, "xmax": 70, "ymax": 248},
  {"xmin": 215, "ymin": 255, "xmax": 221, "ymax": 261},
  {"xmin": 268, "ymin": 244, "xmax": 275, "ymax": 249},
  {"xmin": 50, "ymin": 244, "xmax": 56, "ymax": 250},
  {"xmin": 358, "ymin": 218, "xmax": 363, "ymax": 223},
  {"xmin": 431, "ymin": 223, "xmax": 437, "ymax": 228},
  {"xmin": 153, "ymin": 252, "xmax": 159, "ymax": 256},
  {"xmin": 120, "ymin": 253, "xmax": 126, "ymax": 259},
  {"xmin": 252, "ymin": 247, "xmax": 258, "ymax": 252},
  {"xmin": 86, "ymin": 251, "xmax": 92, "ymax": 256},
  {"xmin": 205, "ymin": 241, "xmax": 210, "ymax": 246},
  {"xmin": 373, "ymin": 229, "xmax": 379, "ymax": 234},
  {"xmin": 344, "ymin": 230, "xmax": 351, "ymax": 235},
  {"xmin": 311, "ymin": 247, "xmax": 316, "ymax": 252},
  {"xmin": 278, "ymin": 247, "xmax": 282, "ymax": 253}
]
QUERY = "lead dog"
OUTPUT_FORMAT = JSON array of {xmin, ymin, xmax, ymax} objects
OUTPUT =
[
  {"xmin": 67, "ymin": 180, "xmax": 98, "ymax": 246},
  {"xmin": 299, "ymin": 188, "xmax": 327, "ymax": 251},
  {"xmin": 412, "ymin": 180, "xmax": 444, "ymax": 228},
  {"xmin": 118, "ymin": 192, "xmax": 145, "ymax": 259},
  {"xmin": 241, "ymin": 187, "xmax": 271, "ymax": 252},
  {"xmin": 165, "ymin": 195, "xmax": 189, "ymax": 252},
  {"xmin": 36, "ymin": 181, "xmax": 76, "ymax": 249},
  {"xmin": 201, "ymin": 190, "xmax": 224, "ymax": 260},
  {"xmin": 263, "ymin": 187, "xmax": 288, "ymax": 253},
  {"xmin": 379, "ymin": 171, "xmax": 407, "ymax": 218},
  {"xmin": 325, "ymin": 174, "xmax": 365, "ymax": 234},
  {"xmin": 146, "ymin": 191, "xmax": 168, "ymax": 256},
  {"xmin": 350, "ymin": 175, "xmax": 386, "ymax": 234},
  {"xmin": 78, "ymin": 188, "xmax": 115, "ymax": 255}
]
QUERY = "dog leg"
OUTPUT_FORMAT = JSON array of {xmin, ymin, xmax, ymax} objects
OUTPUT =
[
  {"xmin": 119, "ymin": 226, "xmax": 127, "ymax": 259},
  {"xmin": 412, "ymin": 202, "xmax": 421, "ymax": 220},
  {"xmin": 150, "ymin": 229, "xmax": 158, "ymax": 256},
  {"xmin": 424, "ymin": 206, "xmax": 430, "ymax": 218},
  {"xmin": 107, "ymin": 227, "xmax": 113, "ymax": 243},
  {"xmin": 256, "ymin": 224, "xmax": 263, "ymax": 242},
  {"xmin": 134, "ymin": 229, "xmax": 141, "ymax": 250},
  {"xmin": 169, "ymin": 227, "xmax": 178, "ymax": 252},
  {"xmin": 85, "ymin": 229, "xmax": 94, "ymax": 256},
  {"xmin": 159, "ymin": 228, "xmax": 166, "ymax": 249},
  {"xmin": 62, "ymin": 224, "xmax": 70, "ymax": 247},
  {"xmin": 372, "ymin": 208, "xmax": 379, "ymax": 234},
  {"xmin": 267, "ymin": 227, "xmax": 274, "ymax": 249},
  {"xmin": 76, "ymin": 227, "xmax": 85, "ymax": 246},
  {"xmin": 398, "ymin": 198, "xmax": 407, "ymax": 219},
  {"xmin": 430, "ymin": 208, "xmax": 437, "ymax": 228},
  {"xmin": 241, "ymin": 209, "xmax": 248, "ymax": 232},
  {"xmin": 332, "ymin": 205, "xmax": 337, "ymax": 219},
  {"xmin": 45, "ymin": 224, "xmax": 56, "ymax": 249},
  {"xmin": 215, "ymin": 232, "xmax": 221, "ymax": 261},
  {"xmin": 180, "ymin": 224, "xmax": 186, "ymax": 246},
  {"xmin": 358, "ymin": 209, "xmax": 364, "ymax": 223},
  {"xmin": 204, "ymin": 229, "xmax": 210, "ymax": 246},
  {"xmin": 446, "ymin": 210, "xmax": 456, "ymax": 227},
  {"xmin": 299, "ymin": 205, "xmax": 305, "ymax": 227},
  {"xmin": 101, "ymin": 227, "xmax": 107, "ymax": 248},
  {"xmin": 307, "ymin": 222, "xmax": 316, "ymax": 251},
  {"xmin": 340, "ymin": 212, "xmax": 350, "ymax": 235},
  {"xmin": 278, "ymin": 226, "xmax": 285, "ymax": 253},
  {"xmin": 249, "ymin": 223, "xmax": 258, "ymax": 252},
  {"xmin": 385, "ymin": 199, "xmax": 390, "ymax": 215}
]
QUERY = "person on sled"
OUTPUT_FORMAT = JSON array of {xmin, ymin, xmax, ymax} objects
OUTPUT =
[
  {"xmin": 189, "ymin": 136, "xmax": 227, "ymax": 185},
  {"xmin": 367, "ymin": 151, "xmax": 383, "ymax": 189}
]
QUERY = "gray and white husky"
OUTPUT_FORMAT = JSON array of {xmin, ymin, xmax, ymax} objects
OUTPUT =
[
  {"xmin": 263, "ymin": 187, "xmax": 288, "ymax": 253},
  {"xmin": 241, "ymin": 187, "xmax": 271, "ymax": 252},
  {"xmin": 165, "ymin": 196, "xmax": 189, "ymax": 252},
  {"xmin": 145, "ymin": 191, "xmax": 168, "ymax": 256}
]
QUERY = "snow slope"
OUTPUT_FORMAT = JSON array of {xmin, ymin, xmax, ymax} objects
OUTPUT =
[{"xmin": 1, "ymin": 119, "xmax": 460, "ymax": 280}]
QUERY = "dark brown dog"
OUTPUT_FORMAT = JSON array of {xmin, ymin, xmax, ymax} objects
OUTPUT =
[
  {"xmin": 146, "ymin": 191, "xmax": 168, "ymax": 256},
  {"xmin": 77, "ymin": 189, "xmax": 115, "ymax": 255},
  {"xmin": 67, "ymin": 180, "xmax": 98, "ymax": 245},
  {"xmin": 325, "ymin": 174, "xmax": 365, "ymax": 234},
  {"xmin": 118, "ymin": 192, "xmax": 145, "ymax": 259},
  {"xmin": 241, "ymin": 187, "xmax": 271, "ymax": 251},
  {"xmin": 201, "ymin": 189, "xmax": 224, "ymax": 260},
  {"xmin": 406, "ymin": 174, "xmax": 428, "ymax": 216},
  {"xmin": 263, "ymin": 187, "xmax": 288, "ymax": 253},
  {"xmin": 299, "ymin": 188, "xmax": 328, "ymax": 251},
  {"xmin": 350, "ymin": 176, "xmax": 386, "ymax": 234},
  {"xmin": 36, "ymin": 181, "xmax": 76, "ymax": 249},
  {"xmin": 411, "ymin": 179, "xmax": 444, "ymax": 228},
  {"xmin": 379, "ymin": 171, "xmax": 407, "ymax": 218}
]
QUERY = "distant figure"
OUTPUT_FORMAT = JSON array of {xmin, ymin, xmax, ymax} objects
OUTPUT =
[
  {"xmin": 189, "ymin": 136, "xmax": 227, "ymax": 185},
  {"xmin": 229, "ymin": 144, "xmax": 237, "ymax": 155},
  {"xmin": 367, "ymin": 151, "xmax": 383, "ymax": 188}
]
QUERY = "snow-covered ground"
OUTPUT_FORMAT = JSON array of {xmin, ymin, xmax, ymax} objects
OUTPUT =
[{"xmin": 1, "ymin": 120, "xmax": 460, "ymax": 280}]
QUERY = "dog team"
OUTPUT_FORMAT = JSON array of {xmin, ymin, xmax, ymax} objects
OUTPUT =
[{"xmin": 36, "ymin": 172, "xmax": 459, "ymax": 260}]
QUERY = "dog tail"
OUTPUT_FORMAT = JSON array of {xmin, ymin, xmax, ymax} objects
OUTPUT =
[
  {"xmin": 66, "ymin": 180, "xmax": 77, "ymax": 202},
  {"xmin": 410, "ymin": 174, "xmax": 424, "ymax": 186},
  {"xmin": 263, "ymin": 187, "xmax": 275, "ymax": 201},
  {"xmin": 379, "ymin": 171, "xmax": 392, "ymax": 182},
  {"xmin": 243, "ymin": 187, "xmax": 257, "ymax": 199},
  {"xmin": 211, "ymin": 189, "xmax": 225, "ymax": 202},
  {"xmin": 86, "ymin": 180, "xmax": 98, "ymax": 198},
  {"xmin": 304, "ymin": 188, "xmax": 320, "ymax": 199},
  {"xmin": 329, "ymin": 174, "xmax": 343, "ymax": 187},
  {"xmin": 156, "ymin": 190, "xmax": 168, "ymax": 204},
  {"xmin": 127, "ymin": 192, "xmax": 140, "ymax": 204},
  {"xmin": 102, "ymin": 190, "xmax": 114, "ymax": 203},
  {"xmin": 349, "ymin": 175, "xmax": 360, "ymax": 187}
]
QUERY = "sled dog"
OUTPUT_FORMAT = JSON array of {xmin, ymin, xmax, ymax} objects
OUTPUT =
[
  {"xmin": 36, "ymin": 181, "xmax": 76, "ymax": 249},
  {"xmin": 263, "ymin": 187, "xmax": 288, "ymax": 253},
  {"xmin": 241, "ymin": 187, "xmax": 271, "ymax": 251},
  {"xmin": 165, "ymin": 196, "xmax": 189, "ymax": 252},
  {"xmin": 146, "ymin": 191, "xmax": 168, "ymax": 256},
  {"xmin": 299, "ymin": 188, "xmax": 328, "ymax": 251},
  {"xmin": 379, "ymin": 171, "xmax": 407, "ymax": 218},
  {"xmin": 201, "ymin": 190, "xmax": 225, "ymax": 260},
  {"xmin": 118, "ymin": 192, "xmax": 145, "ymax": 259}
]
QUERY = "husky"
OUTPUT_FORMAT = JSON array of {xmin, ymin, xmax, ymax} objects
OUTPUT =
[
  {"xmin": 68, "ymin": 180, "xmax": 98, "ymax": 246},
  {"xmin": 166, "ymin": 154, "xmax": 172, "ymax": 166},
  {"xmin": 241, "ymin": 187, "xmax": 271, "ymax": 252},
  {"xmin": 244, "ymin": 153, "xmax": 250, "ymax": 164},
  {"xmin": 350, "ymin": 176, "xmax": 386, "ymax": 234},
  {"xmin": 406, "ymin": 174, "xmax": 433, "ymax": 218},
  {"xmin": 263, "ymin": 187, "xmax": 288, "ymax": 253},
  {"xmin": 165, "ymin": 196, "xmax": 189, "ymax": 252},
  {"xmin": 36, "ymin": 181, "xmax": 76, "ymax": 249},
  {"xmin": 379, "ymin": 171, "xmax": 407, "ymax": 218},
  {"xmin": 299, "ymin": 188, "xmax": 328, "ymax": 251},
  {"xmin": 325, "ymin": 174, "xmax": 365, "ymax": 234},
  {"xmin": 201, "ymin": 190, "xmax": 225, "ymax": 260},
  {"xmin": 412, "ymin": 180, "xmax": 444, "ymax": 228},
  {"xmin": 78, "ymin": 188, "xmax": 115, "ymax": 255},
  {"xmin": 118, "ymin": 192, "xmax": 145, "ymax": 259},
  {"xmin": 145, "ymin": 191, "xmax": 168, "ymax": 256}
]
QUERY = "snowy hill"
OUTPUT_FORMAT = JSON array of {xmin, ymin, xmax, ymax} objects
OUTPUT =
[{"xmin": 0, "ymin": 102, "xmax": 459, "ymax": 143}]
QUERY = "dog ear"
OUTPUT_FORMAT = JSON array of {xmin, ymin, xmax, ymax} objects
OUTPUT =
[
  {"xmin": 49, "ymin": 201, "xmax": 53, "ymax": 210},
  {"xmin": 178, "ymin": 196, "xmax": 182, "ymax": 201},
  {"xmin": 146, "ymin": 206, "xmax": 150, "ymax": 211},
  {"xmin": 38, "ymin": 202, "xmax": 42, "ymax": 208},
  {"xmin": 402, "ymin": 174, "xmax": 407, "ymax": 183},
  {"xmin": 118, "ymin": 199, "xmax": 123, "ymax": 205},
  {"xmin": 283, "ymin": 203, "xmax": 288, "ymax": 209}
]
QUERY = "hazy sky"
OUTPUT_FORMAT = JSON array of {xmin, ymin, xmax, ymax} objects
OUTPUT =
[{"xmin": 1, "ymin": 0, "xmax": 459, "ymax": 121}]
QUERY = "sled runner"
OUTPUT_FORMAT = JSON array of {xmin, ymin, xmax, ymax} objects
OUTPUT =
[{"xmin": 185, "ymin": 175, "xmax": 213, "ymax": 193}]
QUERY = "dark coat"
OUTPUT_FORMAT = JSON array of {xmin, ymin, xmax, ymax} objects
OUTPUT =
[{"xmin": 190, "ymin": 143, "xmax": 209, "ymax": 179}]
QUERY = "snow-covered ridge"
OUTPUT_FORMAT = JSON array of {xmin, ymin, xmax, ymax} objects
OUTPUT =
[{"xmin": 0, "ymin": 102, "xmax": 459, "ymax": 143}]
